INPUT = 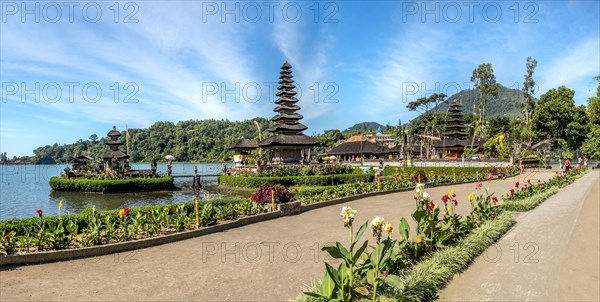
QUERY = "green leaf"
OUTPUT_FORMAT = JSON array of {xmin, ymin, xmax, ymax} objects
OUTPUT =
[
  {"xmin": 354, "ymin": 287, "xmax": 370, "ymax": 296},
  {"xmin": 399, "ymin": 218, "xmax": 410, "ymax": 241},
  {"xmin": 336, "ymin": 242, "xmax": 352, "ymax": 260},
  {"xmin": 322, "ymin": 246, "xmax": 344, "ymax": 259},
  {"xmin": 303, "ymin": 291, "xmax": 327, "ymax": 299},
  {"xmin": 353, "ymin": 240, "xmax": 369, "ymax": 263},
  {"xmin": 383, "ymin": 274, "xmax": 404, "ymax": 290},
  {"xmin": 320, "ymin": 268, "xmax": 336, "ymax": 298},
  {"xmin": 355, "ymin": 221, "xmax": 368, "ymax": 242},
  {"xmin": 366, "ymin": 268, "xmax": 377, "ymax": 285},
  {"xmin": 412, "ymin": 209, "xmax": 427, "ymax": 223},
  {"xmin": 325, "ymin": 263, "xmax": 341, "ymax": 288}
]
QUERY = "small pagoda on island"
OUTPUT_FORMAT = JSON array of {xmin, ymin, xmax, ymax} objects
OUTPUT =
[
  {"xmin": 434, "ymin": 101, "xmax": 482, "ymax": 158},
  {"xmin": 258, "ymin": 61, "xmax": 318, "ymax": 164},
  {"xmin": 102, "ymin": 126, "xmax": 130, "ymax": 171}
]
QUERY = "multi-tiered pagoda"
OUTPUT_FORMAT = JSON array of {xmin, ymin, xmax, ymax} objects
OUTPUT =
[
  {"xmin": 434, "ymin": 101, "xmax": 480, "ymax": 158},
  {"xmin": 102, "ymin": 126, "xmax": 129, "ymax": 169},
  {"xmin": 258, "ymin": 61, "xmax": 318, "ymax": 164}
]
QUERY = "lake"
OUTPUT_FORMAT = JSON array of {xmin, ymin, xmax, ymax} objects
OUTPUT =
[{"xmin": 0, "ymin": 163, "xmax": 238, "ymax": 221}]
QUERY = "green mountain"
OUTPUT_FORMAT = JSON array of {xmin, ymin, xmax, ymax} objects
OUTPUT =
[
  {"xmin": 342, "ymin": 122, "xmax": 386, "ymax": 134},
  {"xmin": 435, "ymin": 84, "xmax": 526, "ymax": 117}
]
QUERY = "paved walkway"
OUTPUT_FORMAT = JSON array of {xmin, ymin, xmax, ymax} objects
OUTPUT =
[
  {"xmin": 439, "ymin": 170, "xmax": 600, "ymax": 301},
  {"xmin": 0, "ymin": 170, "xmax": 581, "ymax": 301}
]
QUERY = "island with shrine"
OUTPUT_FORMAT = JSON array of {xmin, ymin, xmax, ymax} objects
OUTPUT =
[{"xmin": 48, "ymin": 126, "xmax": 175, "ymax": 193}]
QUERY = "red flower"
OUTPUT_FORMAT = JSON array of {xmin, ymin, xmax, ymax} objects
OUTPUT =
[
  {"xmin": 487, "ymin": 174, "xmax": 493, "ymax": 181},
  {"xmin": 515, "ymin": 182, "xmax": 520, "ymax": 188},
  {"xmin": 5, "ymin": 232, "xmax": 10, "ymax": 238},
  {"xmin": 452, "ymin": 199, "xmax": 458, "ymax": 206},
  {"xmin": 250, "ymin": 193, "xmax": 256, "ymax": 201},
  {"xmin": 527, "ymin": 179, "xmax": 531, "ymax": 184},
  {"xmin": 538, "ymin": 179, "xmax": 541, "ymax": 183},
  {"xmin": 521, "ymin": 187, "xmax": 526, "ymax": 191},
  {"xmin": 429, "ymin": 202, "xmax": 435, "ymax": 210},
  {"xmin": 331, "ymin": 173, "xmax": 335, "ymax": 177},
  {"xmin": 124, "ymin": 207, "xmax": 130, "ymax": 216},
  {"xmin": 294, "ymin": 188, "xmax": 298, "ymax": 193},
  {"xmin": 36, "ymin": 209, "xmax": 43, "ymax": 217},
  {"xmin": 510, "ymin": 189, "xmax": 515, "ymax": 194},
  {"xmin": 441, "ymin": 194, "xmax": 449, "ymax": 204},
  {"xmin": 476, "ymin": 182, "xmax": 483, "ymax": 190},
  {"xmin": 172, "ymin": 210, "xmax": 177, "ymax": 215},
  {"xmin": 434, "ymin": 172, "xmax": 438, "ymax": 177},
  {"xmin": 492, "ymin": 196, "xmax": 498, "ymax": 204}
]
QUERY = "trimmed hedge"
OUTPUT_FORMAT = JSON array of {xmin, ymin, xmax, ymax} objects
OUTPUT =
[
  {"xmin": 49, "ymin": 176, "xmax": 176, "ymax": 193},
  {"xmin": 0, "ymin": 198, "xmax": 248, "ymax": 236},
  {"xmin": 218, "ymin": 173, "xmax": 373, "ymax": 188}
]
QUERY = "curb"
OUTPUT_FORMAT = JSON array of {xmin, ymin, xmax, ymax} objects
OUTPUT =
[{"xmin": 0, "ymin": 174, "xmax": 519, "ymax": 267}]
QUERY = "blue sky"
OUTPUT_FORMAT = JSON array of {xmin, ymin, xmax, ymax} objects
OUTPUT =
[{"xmin": 1, "ymin": 0, "xmax": 599, "ymax": 157}]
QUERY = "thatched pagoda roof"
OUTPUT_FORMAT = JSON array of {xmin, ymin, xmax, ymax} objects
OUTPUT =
[
  {"xmin": 227, "ymin": 138, "xmax": 258, "ymax": 150},
  {"xmin": 102, "ymin": 150, "xmax": 129, "ymax": 160},
  {"xmin": 328, "ymin": 141, "xmax": 398, "ymax": 156},
  {"xmin": 258, "ymin": 134, "xmax": 318, "ymax": 147}
]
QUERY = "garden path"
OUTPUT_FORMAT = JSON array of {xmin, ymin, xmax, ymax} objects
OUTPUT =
[
  {"xmin": 439, "ymin": 170, "xmax": 599, "ymax": 301},
  {"xmin": 0, "ymin": 170, "xmax": 570, "ymax": 301}
]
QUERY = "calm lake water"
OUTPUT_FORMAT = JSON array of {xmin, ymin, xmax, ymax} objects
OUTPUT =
[{"xmin": 0, "ymin": 163, "xmax": 237, "ymax": 221}]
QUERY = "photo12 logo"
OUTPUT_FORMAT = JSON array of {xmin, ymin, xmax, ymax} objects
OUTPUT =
[
  {"xmin": 1, "ymin": 1, "xmax": 139, "ymax": 23},
  {"xmin": 401, "ymin": 1, "xmax": 539, "ymax": 23},
  {"xmin": 200, "ymin": 81, "xmax": 339, "ymax": 104},
  {"xmin": 1, "ymin": 81, "xmax": 140, "ymax": 104},
  {"xmin": 200, "ymin": 1, "xmax": 338, "ymax": 23}
]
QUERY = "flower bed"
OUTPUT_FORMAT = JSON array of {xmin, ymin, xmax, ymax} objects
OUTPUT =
[
  {"xmin": 295, "ymin": 167, "xmax": 589, "ymax": 301},
  {"xmin": 0, "ymin": 198, "xmax": 266, "ymax": 255},
  {"xmin": 49, "ymin": 176, "xmax": 176, "ymax": 193},
  {"xmin": 218, "ymin": 173, "xmax": 373, "ymax": 188},
  {"xmin": 383, "ymin": 165, "xmax": 519, "ymax": 181}
]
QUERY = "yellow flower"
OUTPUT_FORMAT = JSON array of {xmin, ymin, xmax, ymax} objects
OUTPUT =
[
  {"xmin": 92, "ymin": 205, "xmax": 96, "ymax": 212},
  {"xmin": 468, "ymin": 192, "xmax": 477, "ymax": 202},
  {"xmin": 447, "ymin": 189, "xmax": 456, "ymax": 197},
  {"xmin": 413, "ymin": 234, "xmax": 422, "ymax": 243},
  {"xmin": 164, "ymin": 207, "xmax": 169, "ymax": 212},
  {"xmin": 192, "ymin": 196, "xmax": 197, "ymax": 202},
  {"xmin": 58, "ymin": 200, "xmax": 63, "ymax": 209},
  {"xmin": 119, "ymin": 209, "xmax": 125, "ymax": 217},
  {"xmin": 384, "ymin": 223, "xmax": 393, "ymax": 235}
]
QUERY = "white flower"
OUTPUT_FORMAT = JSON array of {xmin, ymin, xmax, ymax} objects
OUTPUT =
[
  {"xmin": 421, "ymin": 191, "xmax": 430, "ymax": 201},
  {"xmin": 370, "ymin": 216, "xmax": 385, "ymax": 238},
  {"xmin": 415, "ymin": 183, "xmax": 425, "ymax": 194},
  {"xmin": 340, "ymin": 206, "xmax": 357, "ymax": 227}
]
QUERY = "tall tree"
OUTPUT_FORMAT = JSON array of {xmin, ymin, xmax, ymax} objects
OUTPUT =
[
  {"xmin": 532, "ymin": 86, "xmax": 576, "ymax": 150},
  {"xmin": 587, "ymin": 76, "xmax": 600, "ymax": 126},
  {"xmin": 470, "ymin": 63, "xmax": 500, "ymax": 144},
  {"xmin": 521, "ymin": 57, "xmax": 538, "ymax": 145}
]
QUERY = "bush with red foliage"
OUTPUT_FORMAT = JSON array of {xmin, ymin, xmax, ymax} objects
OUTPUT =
[{"xmin": 253, "ymin": 183, "xmax": 295, "ymax": 204}]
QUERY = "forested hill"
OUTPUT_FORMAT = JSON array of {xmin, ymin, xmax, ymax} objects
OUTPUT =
[
  {"xmin": 32, "ymin": 118, "xmax": 271, "ymax": 164},
  {"xmin": 435, "ymin": 84, "xmax": 527, "ymax": 117}
]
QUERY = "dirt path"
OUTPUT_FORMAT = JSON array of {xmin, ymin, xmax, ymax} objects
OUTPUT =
[
  {"xmin": 0, "ymin": 171, "xmax": 558, "ymax": 301},
  {"xmin": 439, "ymin": 170, "xmax": 600, "ymax": 301}
]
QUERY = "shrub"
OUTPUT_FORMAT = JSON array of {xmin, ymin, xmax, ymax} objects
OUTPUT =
[
  {"xmin": 49, "ymin": 176, "xmax": 175, "ymax": 193},
  {"xmin": 218, "ymin": 173, "xmax": 373, "ymax": 188},
  {"xmin": 252, "ymin": 184, "xmax": 295, "ymax": 204}
]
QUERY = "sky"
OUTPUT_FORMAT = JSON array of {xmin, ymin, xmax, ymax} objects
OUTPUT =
[{"xmin": 1, "ymin": 0, "xmax": 599, "ymax": 157}]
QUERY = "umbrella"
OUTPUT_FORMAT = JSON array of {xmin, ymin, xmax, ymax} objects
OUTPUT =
[{"xmin": 165, "ymin": 155, "xmax": 175, "ymax": 161}]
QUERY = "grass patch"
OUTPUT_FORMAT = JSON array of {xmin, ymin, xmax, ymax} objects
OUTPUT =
[
  {"xmin": 499, "ymin": 186, "xmax": 559, "ymax": 212},
  {"xmin": 393, "ymin": 211, "xmax": 515, "ymax": 301}
]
